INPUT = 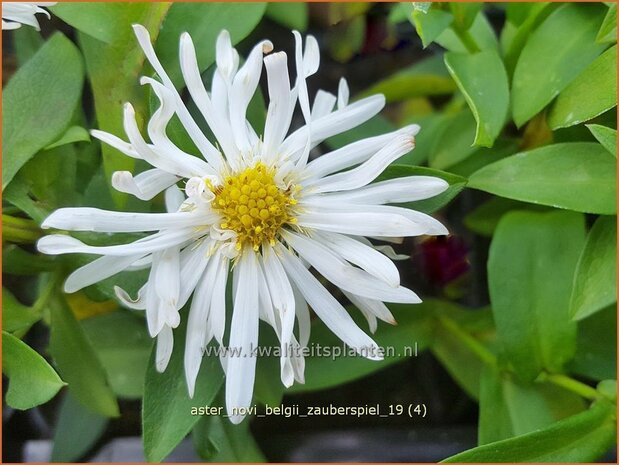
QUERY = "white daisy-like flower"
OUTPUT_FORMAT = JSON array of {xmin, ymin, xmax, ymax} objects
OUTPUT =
[
  {"xmin": 37, "ymin": 25, "xmax": 449, "ymax": 423},
  {"xmin": 2, "ymin": 2, "xmax": 55, "ymax": 30}
]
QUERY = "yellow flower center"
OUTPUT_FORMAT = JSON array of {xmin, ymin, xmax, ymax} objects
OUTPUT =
[{"xmin": 211, "ymin": 162, "xmax": 298, "ymax": 251}]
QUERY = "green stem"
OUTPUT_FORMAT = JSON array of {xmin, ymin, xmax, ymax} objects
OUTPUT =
[
  {"xmin": 454, "ymin": 27, "xmax": 480, "ymax": 53},
  {"xmin": 31, "ymin": 273, "xmax": 61, "ymax": 317},
  {"xmin": 437, "ymin": 315, "xmax": 497, "ymax": 367},
  {"xmin": 2, "ymin": 214, "xmax": 42, "ymax": 243},
  {"xmin": 543, "ymin": 373, "xmax": 600, "ymax": 401}
]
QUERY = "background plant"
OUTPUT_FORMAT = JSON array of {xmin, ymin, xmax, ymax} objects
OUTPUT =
[{"xmin": 2, "ymin": 2, "xmax": 616, "ymax": 462}]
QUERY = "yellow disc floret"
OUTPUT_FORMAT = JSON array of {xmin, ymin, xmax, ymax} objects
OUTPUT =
[{"xmin": 211, "ymin": 162, "xmax": 298, "ymax": 251}]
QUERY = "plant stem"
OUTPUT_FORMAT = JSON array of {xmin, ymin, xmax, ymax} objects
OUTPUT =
[
  {"xmin": 2, "ymin": 214, "xmax": 42, "ymax": 243},
  {"xmin": 437, "ymin": 315, "xmax": 497, "ymax": 367},
  {"xmin": 32, "ymin": 272, "xmax": 61, "ymax": 317},
  {"xmin": 543, "ymin": 373, "xmax": 600, "ymax": 401},
  {"xmin": 454, "ymin": 28, "xmax": 480, "ymax": 53}
]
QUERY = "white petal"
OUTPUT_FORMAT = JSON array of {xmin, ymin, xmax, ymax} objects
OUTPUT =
[
  {"xmin": 115, "ymin": 284, "xmax": 147, "ymax": 310},
  {"xmin": 291, "ymin": 281, "xmax": 311, "ymax": 348},
  {"xmin": 280, "ymin": 94, "xmax": 386, "ymax": 160},
  {"xmin": 179, "ymin": 33, "xmax": 238, "ymax": 159},
  {"xmin": 112, "ymin": 169, "xmax": 179, "ymax": 201},
  {"xmin": 64, "ymin": 253, "xmax": 146, "ymax": 293},
  {"xmin": 155, "ymin": 325, "xmax": 174, "ymax": 372},
  {"xmin": 344, "ymin": 291, "xmax": 396, "ymax": 326},
  {"xmin": 37, "ymin": 229, "xmax": 195, "ymax": 257},
  {"xmin": 177, "ymin": 240, "xmax": 211, "ymax": 309},
  {"xmin": 311, "ymin": 176, "xmax": 449, "ymax": 205},
  {"xmin": 292, "ymin": 31, "xmax": 311, "ymax": 123},
  {"xmin": 225, "ymin": 250, "xmax": 260, "ymax": 423},
  {"xmin": 311, "ymin": 90, "xmax": 336, "ymax": 120},
  {"xmin": 302, "ymin": 34, "xmax": 320, "ymax": 77},
  {"xmin": 165, "ymin": 185, "xmax": 185, "ymax": 213},
  {"xmin": 207, "ymin": 253, "xmax": 229, "ymax": 345},
  {"xmin": 295, "ymin": 211, "xmax": 428, "ymax": 237},
  {"xmin": 277, "ymin": 243, "xmax": 382, "ymax": 360},
  {"xmin": 304, "ymin": 133, "xmax": 415, "ymax": 194},
  {"xmin": 262, "ymin": 246, "xmax": 295, "ymax": 346},
  {"xmin": 337, "ymin": 78, "xmax": 349, "ymax": 109},
  {"xmin": 283, "ymin": 230, "xmax": 420, "ymax": 303},
  {"xmin": 153, "ymin": 246, "xmax": 181, "ymax": 328},
  {"xmin": 215, "ymin": 29, "xmax": 239, "ymax": 80},
  {"xmin": 91, "ymin": 130, "xmax": 140, "ymax": 159},
  {"xmin": 314, "ymin": 231, "xmax": 400, "ymax": 287},
  {"xmin": 41, "ymin": 207, "xmax": 208, "ymax": 233},
  {"xmin": 301, "ymin": 124, "xmax": 421, "ymax": 181},
  {"xmin": 263, "ymin": 52, "xmax": 293, "ymax": 161}
]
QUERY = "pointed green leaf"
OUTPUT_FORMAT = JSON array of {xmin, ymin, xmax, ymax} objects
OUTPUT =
[
  {"xmin": 512, "ymin": 4, "xmax": 606, "ymax": 127},
  {"xmin": 597, "ymin": 4, "xmax": 617, "ymax": 43},
  {"xmin": 548, "ymin": 45, "xmax": 617, "ymax": 129},
  {"xmin": 587, "ymin": 124, "xmax": 617, "ymax": 157},
  {"xmin": 411, "ymin": 7, "xmax": 454, "ymax": 48},
  {"xmin": 3, "ymin": 330, "xmax": 65, "ymax": 410},
  {"xmin": 2, "ymin": 287, "xmax": 41, "ymax": 335},
  {"xmin": 570, "ymin": 305, "xmax": 616, "ymax": 381},
  {"xmin": 2, "ymin": 33, "xmax": 84, "ymax": 189},
  {"xmin": 570, "ymin": 216, "xmax": 617, "ymax": 321},
  {"xmin": 488, "ymin": 211, "xmax": 585, "ymax": 381},
  {"xmin": 444, "ymin": 50, "xmax": 509, "ymax": 147},
  {"xmin": 468, "ymin": 143, "xmax": 617, "ymax": 215},
  {"xmin": 44, "ymin": 126, "xmax": 90, "ymax": 150}
]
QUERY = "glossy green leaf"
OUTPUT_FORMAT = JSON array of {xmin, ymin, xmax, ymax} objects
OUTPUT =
[
  {"xmin": 410, "ymin": 6, "xmax": 454, "ymax": 48},
  {"xmin": 44, "ymin": 126, "xmax": 90, "ymax": 150},
  {"xmin": 2, "ymin": 287, "xmax": 40, "ymax": 335},
  {"xmin": 49, "ymin": 295, "xmax": 119, "ymax": 417},
  {"xmin": 478, "ymin": 367, "xmax": 585, "ymax": 445},
  {"xmin": 444, "ymin": 50, "xmax": 509, "ymax": 147},
  {"xmin": 266, "ymin": 2, "xmax": 308, "ymax": 31},
  {"xmin": 549, "ymin": 45, "xmax": 617, "ymax": 129},
  {"xmin": 570, "ymin": 216, "xmax": 617, "ymax": 321},
  {"xmin": 443, "ymin": 400, "xmax": 616, "ymax": 462},
  {"xmin": 82, "ymin": 311, "xmax": 152, "ymax": 399},
  {"xmin": 289, "ymin": 302, "xmax": 436, "ymax": 393},
  {"xmin": 359, "ymin": 55, "xmax": 456, "ymax": 104},
  {"xmin": 512, "ymin": 3, "xmax": 606, "ymax": 127},
  {"xmin": 376, "ymin": 164, "xmax": 467, "ymax": 214},
  {"xmin": 156, "ymin": 2, "xmax": 267, "ymax": 86},
  {"xmin": 448, "ymin": 138, "xmax": 518, "ymax": 178},
  {"xmin": 429, "ymin": 110, "xmax": 477, "ymax": 170},
  {"xmin": 51, "ymin": 3, "xmax": 153, "ymax": 44},
  {"xmin": 597, "ymin": 4, "xmax": 617, "ymax": 43},
  {"xmin": 488, "ymin": 211, "xmax": 585, "ymax": 381},
  {"xmin": 587, "ymin": 124, "xmax": 617, "ymax": 157},
  {"xmin": 51, "ymin": 392, "xmax": 108, "ymax": 462},
  {"xmin": 2, "ymin": 33, "xmax": 84, "ymax": 189},
  {"xmin": 468, "ymin": 143, "xmax": 617, "ymax": 215},
  {"xmin": 79, "ymin": 4, "xmax": 170, "ymax": 207},
  {"xmin": 3, "ymin": 330, "xmax": 65, "ymax": 410},
  {"xmin": 570, "ymin": 305, "xmax": 617, "ymax": 381},
  {"xmin": 143, "ymin": 317, "xmax": 224, "ymax": 463}
]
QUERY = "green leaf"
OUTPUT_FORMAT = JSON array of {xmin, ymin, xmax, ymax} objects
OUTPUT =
[
  {"xmin": 12, "ymin": 25, "xmax": 44, "ymax": 65},
  {"xmin": 81, "ymin": 311, "xmax": 152, "ymax": 399},
  {"xmin": 429, "ymin": 110, "xmax": 477, "ymax": 170},
  {"xmin": 2, "ymin": 244, "xmax": 55, "ymax": 276},
  {"xmin": 570, "ymin": 305, "xmax": 617, "ymax": 381},
  {"xmin": 51, "ymin": 392, "xmax": 108, "ymax": 462},
  {"xmin": 2, "ymin": 287, "xmax": 41, "ymax": 335},
  {"xmin": 464, "ymin": 197, "xmax": 548, "ymax": 237},
  {"xmin": 511, "ymin": 3, "xmax": 607, "ymax": 127},
  {"xmin": 2, "ymin": 176, "xmax": 52, "ymax": 224},
  {"xmin": 359, "ymin": 55, "xmax": 456, "ymax": 104},
  {"xmin": 488, "ymin": 211, "xmax": 585, "ymax": 381},
  {"xmin": 444, "ymin": 50, "xmax": 509, "ymax": 147},
  {"xmin": 442, "ymin": 400, "xmax": 616, "ymax": 462},
  {"xmin": 587, "ymin": 124, "xmax": 617, "ymax": 157},
  {"xmin": 2, "ymin": 330, "xmax": 65, "ymax": 410},
  {"xmin": 570, "ymin": 216, "xmax": 617, "ymax": 321},
  {"xmin": 376, "ymin": 164, "xmax": 467, "ymax": 214},
  {"xmin": 193, "ymin": 410, "xmax": 265, "ymax": 462},
  {"xmin": 143, "ymin": 317, "xmax": 224, "ymax": 463},
  {"xmin": 548, "ymin": 45, "xmax": 617, "ymax": 129},
  {"xmin": 156, "ymin": 2, "xmax": 267, "ymax": 87},
  {"xmin": 597, "ymin": 4, "xmax": 617, "ymax": 43},
  {"xmin": 449, "ymin": 3, "xmax": 483, "ymax": 31},
  {"xmin": 266, "ymin": 2, "xmax": 308, "ymax": 31},
  {"xmin": 448, "ymin": 138, "xmax": 518, "ymax": 178},
  {"xmin": 435, "ymin": 12, "xmax": 499, "ymax": 53},
  {"xmin": 289, "ymin": 302, "xmax": 436, "ymax": 393},
  {"xmin": 78, "ymin": 3, "xmax": 170, "ymax": 208},
  {"xmin": 2, "ymin": 33, "xmax": 84, "ymax": 189},
  {"xmin": 478, "ymin": 367, "xmax": 585, "ymax": 445},
  {"xmin": 468, "ymin": 142, "xmax": 617, "ymax": 215},
  {"xmin": 44, "ymin": 126, "xmax": 90, "ymax": 150},
  {"xmin": 49, "ymin": 295, "xmax": 119, "ymax": 417},
  {"xmin": 410, "ymin": 6, "xmax": 454, "ymax": 49},
  {"xmin": 52, "ymin": 3, "xmax": 153, "ymax": 44}
]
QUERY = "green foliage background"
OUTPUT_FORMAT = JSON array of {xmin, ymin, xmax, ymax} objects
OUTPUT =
[{"xmin": 2, "ymin": 2, "xmax": 617, "ymax": 462}]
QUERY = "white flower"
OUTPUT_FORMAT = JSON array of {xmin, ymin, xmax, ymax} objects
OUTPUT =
[
  {"xmin": 37, "ymin": 25, "xmax": 449, "ymax": 423},
  {"xmin": 2, "ymin": 2, "xmax": 55, "ymax": 30}
]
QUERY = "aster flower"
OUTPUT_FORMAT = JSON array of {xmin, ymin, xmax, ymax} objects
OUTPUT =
[
  {"xmin": 37, "ymin": 25, "xmax": 449, "ymax": 423},
  {"xmin": 2, "ymin": 2, "xmax": 55, "ymax": 30}
]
